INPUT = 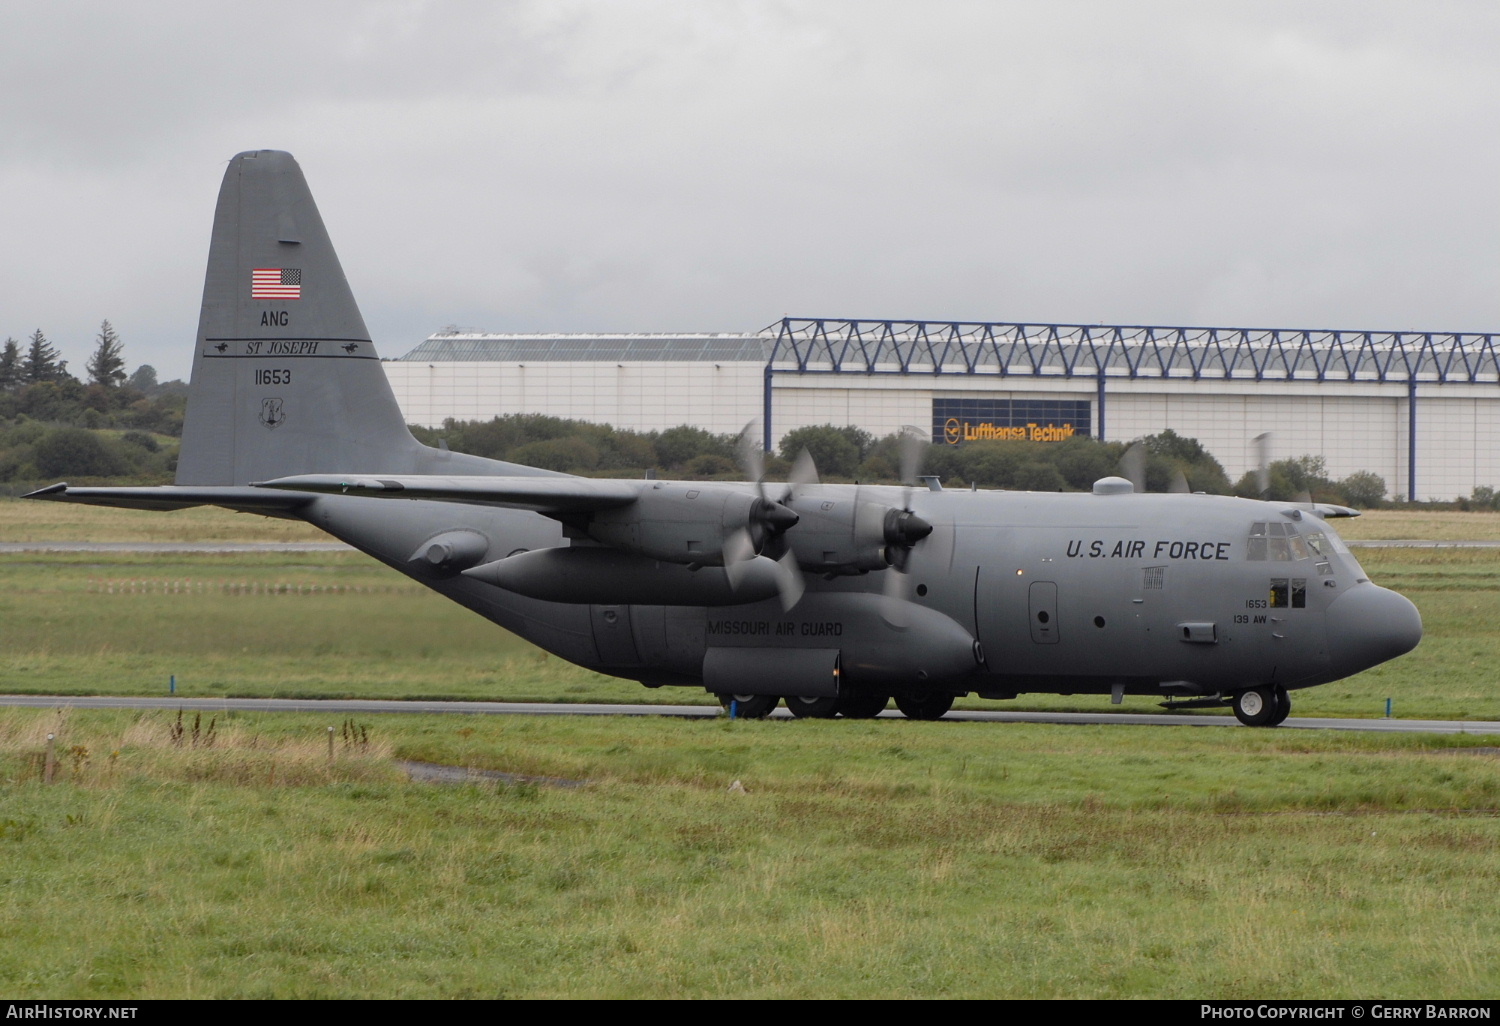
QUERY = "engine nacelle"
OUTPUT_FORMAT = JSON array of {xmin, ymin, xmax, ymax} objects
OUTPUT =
[
  {"xmin": 584, "ymin": 484, "xmax": 793, "ymax": 567},
  {"xmin": 780, "ymin": 493, "xmax": 929, "ymax": 574}
]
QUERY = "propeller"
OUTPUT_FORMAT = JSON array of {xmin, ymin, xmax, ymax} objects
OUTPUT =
[
  {"xmin": 784, "ymin": 446, "xmax": 820, "ymax": 500},
  {"xmin": 880, "ymin": 426, "xmax": 935, "ymax": 627},
  {"xmin": 1253, "ymin": 431, "xmax": 1273, "ymax": 499},
  {"xmin": 1120, "ymin": 441, "xmax": 1190, "ymax": 494},
  {"xmin": 1120, "ymin": 440, "xmax": 1146, "ymax": 493},
  {"xmin": 726, "ymin": 421, "xmax": 805, "ymax": 610}
]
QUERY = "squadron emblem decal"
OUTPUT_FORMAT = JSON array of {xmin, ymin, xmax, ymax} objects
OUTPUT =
[{"xmin": 258, "ymin": 397, "xmax": 286, "ymax": 430}]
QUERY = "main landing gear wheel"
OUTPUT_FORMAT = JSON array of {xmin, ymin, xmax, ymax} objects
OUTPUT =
[
  {"xmin": 720, "ymin": 694, "xmax": 779, "ymax": 719},
  {"xmin": 1232, "ymin": 687, "xmax": 1282, "ymax": 727},
  {"xmin": 1267, "ymin": 686, "xmax": 1291, "ymax": 727},
  {"xmin": 835, "ymin": 692, "xmax": 890, "ymax": 719},
  {"xmin": 784, "ymin": 695, "xmax": 840, "ymax": 719},
  {"xmin": 894, "ymin": 693, "xmax": 954, "ymax": 721}
]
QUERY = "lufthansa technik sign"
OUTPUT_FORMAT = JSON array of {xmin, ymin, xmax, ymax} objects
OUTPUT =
[{"xmin": 932, "ymin": 398, "xmax": 1091, "ymax": 446}]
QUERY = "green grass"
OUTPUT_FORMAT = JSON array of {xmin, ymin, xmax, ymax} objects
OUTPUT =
[
  {"xmin": 4, "ymin": 500, "xmax": 1498, "ymax": 998},
  {"xmin": 0, "ymin": 551, "xmax": 661, "ymax": 704},
  {"xmin": 0, "ymin": 708, "xmax": 1496, "ymax": 999},
  {"xmin": 1337, "ymin": 508, "xmax": 1500, "ymax": 541},
  {"xmin": 0, "ymin": 497, "xmax": 327, "ymax": 543}
]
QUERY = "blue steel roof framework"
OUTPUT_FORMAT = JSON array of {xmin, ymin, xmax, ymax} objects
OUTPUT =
[
  {"xmin": 399, "ymin": 333, "xmax": 771, "ymax": 363},
  {"xmin": 766, "ymin": 318, "xmax": 1500, "ymax": 384}
]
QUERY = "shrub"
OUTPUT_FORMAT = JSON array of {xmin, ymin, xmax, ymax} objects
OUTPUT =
[{"xmin": 33, "ymin": 427, "xmax": 126, "ymax": 478}]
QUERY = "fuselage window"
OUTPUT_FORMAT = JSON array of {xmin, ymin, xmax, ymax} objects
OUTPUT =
[
  {"xmin": 1270, "ymin": 578, "xmax": 1288, "ymax": 608},
  {"xmin": 1269, "ymin": 577, "xmax": 1307, "ymax": 609}
]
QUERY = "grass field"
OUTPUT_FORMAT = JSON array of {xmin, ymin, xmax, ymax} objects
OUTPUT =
[
  {"xmin": 0, "ymin": 707, "xmax": 1496, "ymax": 999},
  {"xmin": 2, "ymin": 503, "xmax": 1499, "ymax": 998}
]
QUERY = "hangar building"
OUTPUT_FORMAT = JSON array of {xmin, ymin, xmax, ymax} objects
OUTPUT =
[{"xmin": 382, "ymin": 318, "xmax": 1500, "ymax": 501}]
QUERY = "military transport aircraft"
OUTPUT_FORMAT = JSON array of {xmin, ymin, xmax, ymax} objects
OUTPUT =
[{"xmin": 25, "ymin": 150, "xmax": 1423, "ymax": 725}]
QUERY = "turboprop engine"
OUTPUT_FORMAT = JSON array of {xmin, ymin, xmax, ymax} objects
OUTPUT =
[
  {"xmin": 582, "ymin": 483, "xmax": 798, "ymax": 567},
  {"xmin": 779, "ymin": 491, "xmax": 933, "ymax": 574}
]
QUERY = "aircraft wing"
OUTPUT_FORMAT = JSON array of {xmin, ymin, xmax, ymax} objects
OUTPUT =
[
  {"xmin": 22, "ymin": 483, "xmax": 317, "ymax": 513},
  {"xmin": 253, "ymin": 474, "xmax": 642, "ymax": 513}
]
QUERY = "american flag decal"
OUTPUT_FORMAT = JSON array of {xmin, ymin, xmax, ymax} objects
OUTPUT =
[{"xmin": 252, "ymin": 268, "xmax": 302, "ymax": 299}]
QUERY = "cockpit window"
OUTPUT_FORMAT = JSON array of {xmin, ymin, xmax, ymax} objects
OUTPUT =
[
  {"xmin": 1247, "ymin": 522, "xmax": 1267, "ymax": 561},
  {"xmin": 1305, "ymin": 531, "xmax": 1334, "ymax": 575},
  {"xmin": 1247, "ymin": 521, "xmax": 1310, "ymax": 562},
  {"xmin": 1317, "ymin": 520, "xmax": 1368, "ymax": 581}
]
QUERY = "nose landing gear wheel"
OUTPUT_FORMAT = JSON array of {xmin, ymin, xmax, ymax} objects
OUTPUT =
[
  {"xmin": 719, "ymin": 694, "xmax": 779, "ymax": 719},
  {"xmin": 1232, "ymin": 686, "xmax": 1281, "ymax": 727},
  {"xmin": 894, "ymin": 692, "xmax": 955, "ymax": 721},
  {"xmin": 784, "ymin": 695, "xmax": 840, "ymax": 719}
]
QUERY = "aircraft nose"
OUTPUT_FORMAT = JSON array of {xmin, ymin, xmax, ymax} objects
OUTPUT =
[{"xmin": 1324, "ymin": 584, "xmax": 1423, "ymax": 677}]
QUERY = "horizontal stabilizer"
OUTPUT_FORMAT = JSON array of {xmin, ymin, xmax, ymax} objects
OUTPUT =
[
  {"xmin": 22, "ymin": 483, "xmax": 316, "ymax": 514},
  {"xmin": 254, "ymin": 474, "xmax": 641, "ymax": 513}
]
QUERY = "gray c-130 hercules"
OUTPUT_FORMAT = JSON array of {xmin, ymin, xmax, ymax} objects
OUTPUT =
[{"xmin": 25, "ymin": 150, "xmax": 1423, "ymax": 724}]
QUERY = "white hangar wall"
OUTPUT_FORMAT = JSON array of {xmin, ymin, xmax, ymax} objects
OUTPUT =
[
  {"xmin": 772, "ymin": 374, "xmax": 1500, "ymax": 500},
  {"xmin": 382, "ymin": 332, "xmax": 1500, "ymax": 501},
  {"xmin": 384, "ymin": 360, "xmax": 764, "ymax": 437}
]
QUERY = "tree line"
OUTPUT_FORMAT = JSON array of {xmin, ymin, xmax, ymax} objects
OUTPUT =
[
  {"xmin": 0, "ymin": 328, "xmax": 1429, "ymax": 508},
  {"xmin": 0, "ymin": 322, "xmax": 186, "ymax": 489},
  {"xmin": 0, "ymin": 322, "xmax": 187, "ymax": 430},
  {"xmin": 412, "ymin": 415, "xmax": 1395, "ymax": 508}
]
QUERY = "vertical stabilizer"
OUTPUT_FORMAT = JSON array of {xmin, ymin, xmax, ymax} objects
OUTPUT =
[{"xmin": 177, "ymin": 150, "xmax": 452, "ymax": 484}]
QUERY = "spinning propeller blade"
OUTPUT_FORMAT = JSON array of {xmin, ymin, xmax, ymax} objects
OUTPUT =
[
  {"xmin": 1120, "ymin": 441, "xmax": 1146, "ymax": 493},
  {"xmin": 879, "ymin": 426, "xmax": 934, "ymax": 627},
  {"xmin": 1254, "ymin": 432, "xmax": 1273, "ymax": 498},
  {"xmin": 728, "ymin": 420, "xmax": 806, "ymax": 610}
]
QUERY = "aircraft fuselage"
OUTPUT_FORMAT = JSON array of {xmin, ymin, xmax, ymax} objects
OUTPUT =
[{"xmin": 307, "ymin": 482, "xmax": 1420, "ymax": 707}]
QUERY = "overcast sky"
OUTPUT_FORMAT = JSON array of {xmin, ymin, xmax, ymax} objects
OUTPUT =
[{"xmin": 3, "ymin": 1, "xmax": 1499, "ymax": 380}]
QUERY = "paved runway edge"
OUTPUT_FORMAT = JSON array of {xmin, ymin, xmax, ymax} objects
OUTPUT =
[{"xmin": 1, "ymin": 694, "xmax": 1497, "ymax": 734}]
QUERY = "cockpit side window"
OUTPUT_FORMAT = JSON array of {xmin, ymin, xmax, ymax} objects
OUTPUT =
[
  {"xmin": 1247, "ymin": 521, "xmax": 1311, "ymax": 562},
  {"xmin": 1305, "ymin": 531, "xmax": 1334, "ymax": 575},
  {"xmin": 1317, "ymin": 520, "xmax": 1369, "ymax": 582},
  {"xmin": 1247, "ymin": 522, "xmax": 1268, "ymax": 561}
]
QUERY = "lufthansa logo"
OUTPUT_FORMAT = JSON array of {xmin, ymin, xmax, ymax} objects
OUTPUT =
[{"xmin": 944, "ymin": 418, "xmax": 962, "ymax": 444}]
